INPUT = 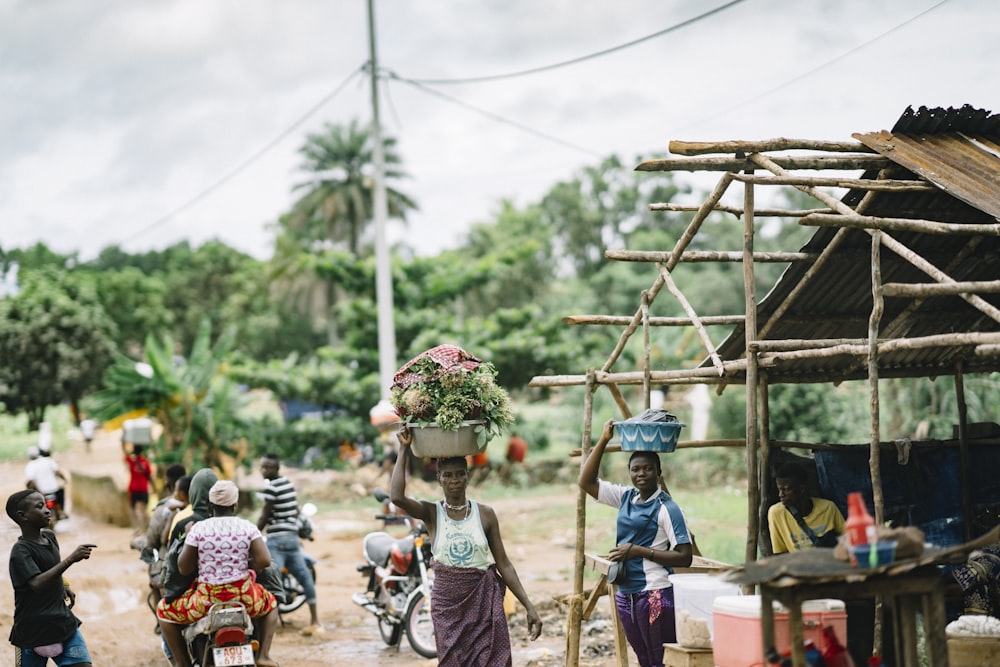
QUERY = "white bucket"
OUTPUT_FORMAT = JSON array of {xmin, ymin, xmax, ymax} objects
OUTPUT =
[{"xmin": 670, "ymin": 572, "xmax": 741, "ymax": 648}]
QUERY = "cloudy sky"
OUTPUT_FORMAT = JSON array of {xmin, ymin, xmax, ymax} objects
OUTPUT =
[{"xmin": 1, "ymin": 0, "xmax": 996, "ymax": 261}]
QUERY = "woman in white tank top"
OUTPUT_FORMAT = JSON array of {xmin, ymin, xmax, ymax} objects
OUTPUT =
[{"xmin": 390, "ymin": 426, "xmax": 543, "ymax": 667}]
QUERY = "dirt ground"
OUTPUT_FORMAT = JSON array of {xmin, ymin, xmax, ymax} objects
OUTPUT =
[{"xmin": 0, "ymin": 429, "xmax": 626, "ymax": 666}]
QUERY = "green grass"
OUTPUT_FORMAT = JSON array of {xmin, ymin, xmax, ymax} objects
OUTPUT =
[{"xmin": 0, "ymin": 405, "xmax": 77, "ymax": 462}]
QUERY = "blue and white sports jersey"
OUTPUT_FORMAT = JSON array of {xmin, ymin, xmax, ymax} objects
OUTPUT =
[{"xmin": 596, "ymin": 479, "xmax": 691, "ymax": 594}]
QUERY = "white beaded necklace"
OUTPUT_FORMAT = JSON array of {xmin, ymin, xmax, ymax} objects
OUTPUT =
[{"xmin": 444, "ymin": 500, "xmax": 471, "ymax": 520}]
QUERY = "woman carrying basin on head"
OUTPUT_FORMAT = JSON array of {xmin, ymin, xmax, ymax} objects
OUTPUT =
[
  {"xmin": 579, "ymin": 419, "xmax": 693, "ymax": 667},
  {"xmin": 390, "ymin": 425, "xmax": 542, "ymax": 667}
]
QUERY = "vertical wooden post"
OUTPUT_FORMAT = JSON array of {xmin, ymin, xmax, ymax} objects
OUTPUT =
[
  {"xmin": 759, "ymin": 372, "xmax": 773, "ymax": 557},
  {"xmin": 868, "ymin": 230, "xmax": 885, "ymax": 656},
  {"xmin": 743, "ymin": 162, "xmax": 761, "ymax": 566},
  {"xmin": 566, "ymin": 370, "xmax": 597, "ymax": 667},
  {"xmin": 955, "ymin": 360, "xmax": 971, "ymax": 542},
  {"xmin": 642, "ymin": 290, "xmax": 651, "ymax": 410}
]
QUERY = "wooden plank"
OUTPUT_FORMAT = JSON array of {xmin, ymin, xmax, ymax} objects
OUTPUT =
[
  {"xmin": 637, "ymin": 155, "xmax": 890, "ymax": 172},
  {"xmin": 669, "ymin": 138, "xmax": 874, "ymax": 155},
  {"xmin": 801, "ymin": 212, "xmax": 1000, "ymax": 236}
]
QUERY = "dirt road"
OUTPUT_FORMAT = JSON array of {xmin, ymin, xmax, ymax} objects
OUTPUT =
[{"xmin": 0, "ymin": 429, "xmax": 622, "ymax": 666}]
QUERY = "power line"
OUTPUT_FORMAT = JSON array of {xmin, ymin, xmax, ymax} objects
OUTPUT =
[
  {"xmin": 387, "ymin": 70, "xmax": 603, "ymax": 158},
  {"xmin": 407, "ymin": 0, "xmax": 746, "ymax": 86},
  {"xmin": 668, "ymin": 0, "xmax": 952, "ymax": 137},
  {"xmin": 122, "ymin": 66, "xmax": 366, "ymax": 244}
]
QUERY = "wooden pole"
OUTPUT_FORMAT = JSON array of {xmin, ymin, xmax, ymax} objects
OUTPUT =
[
  {"xmin": 563, "ymin": 314, "xmax": 745, "ymax": 327},
  {"xmin": 743, "ymin": 164, "xmax": 761, "ymax": 567},
  {"xmin": 882, "ymin": 280, "xmax": 1000, "ymax": 298},
  {"xmin": 732, "ymin": 173, "xmax": 936, "ymax": 192},
  {"xmin": 567, "ymin": 371, "xmax": 597, "ymax": 667},
  {"xmin": 955, "ymin": 360, "xmax": 971, "ymax": 542},
  {"xmin": 869, "ymin": 230, "xmax": 886, "ymax": 657},
  {"xmin": 637, "ymin": 155, "xmax": 890, "ymax": 172},
  {"xmin": 648, "ymin": 202, "xmax": 833, "ymax": 217},
  {"xmin": 605, "ymin": 249, "xmax": 817, "ymax": 263},
  {"xmin": 800, "ymin": 212, "xmax": 1000, "ymax": 236},
  {"xmin": 668, "ymin": 138, "xmax": 874, "ymax": 155},
  {"xmin": 759, "ymin": 373, "xmax": 773, "ymax": 557},
  {"xmin": 642, "ymin": 291, "xmax": 651, "ymax": 409},
  {"xmin": 658, "ymin": 265, "xmax": 724, "ymax": 375},
  {"xmin": 601, "ymin": 172, "xmax": 735, "ymax": 372}
]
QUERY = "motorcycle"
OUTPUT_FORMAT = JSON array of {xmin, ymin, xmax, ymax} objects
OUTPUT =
[
  {"xmin": 182, "ymin": 601, "xmax": 258, "ymax": 667},
  {"xmin": 277, "ymin": 503, "xmax": 318, "ymax": 619},
  {"xmin": 352, "ymin": 489, "xmax": 436, "ymax": 659},
  {"xmin": 42, "ymin": 491, "xmax": 64, "ymax": 529}
]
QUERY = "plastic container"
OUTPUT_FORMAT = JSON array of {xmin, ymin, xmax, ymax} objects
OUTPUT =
[
  {"xmin": 612, "ymin": 421, "xmax": 685, "ymax": 452},
  {"xmin": 845, "ymin": 492, "xmax": 876, "ymax": 547},
  {"xmin": 408, "ymin": 421, "xmax": 487, "ymax": 458},
  {"xmin": 848, "ymin": 540, "xmax": 897, "ymax": 569},
  {"xmin": 669, "ymin": 573, "xmax": 740, "ymax": 648},
  {"xmin": 124, "ymin": 417, "xmax": 153, "ymax": 445},
  {"xmin": 712, "ymin": 595, "xmax": 848, "ymax": 667}
]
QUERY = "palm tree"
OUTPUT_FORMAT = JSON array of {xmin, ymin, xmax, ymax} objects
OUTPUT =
[
  {"xmin": 270, "ymin": 120, "xmax": 417, "ymax": 346},
  {"xmin": 286, "ymin": 119, "xmax": 417, "ymax": 256}
]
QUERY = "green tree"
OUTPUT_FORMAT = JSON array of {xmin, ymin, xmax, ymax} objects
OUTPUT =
[
  {"xmin": 286, "ymin": 119, "xmax": 416, "ymax": 256},
  {"xmin": 91, "ymin": 320, "xmax": 248, "ymax": 470},
  {"xmin": 270, "ymin": 120, "xmax": 417, "ymax": 346},
  {"xmin": 0, "ymin": 271, "xmax": 115, "ymax": 430}
]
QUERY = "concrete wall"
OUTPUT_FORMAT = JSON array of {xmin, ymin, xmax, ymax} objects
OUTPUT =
[{"xmin": 70, "ymin": 471, "xmax": 132, "ymax": 528}]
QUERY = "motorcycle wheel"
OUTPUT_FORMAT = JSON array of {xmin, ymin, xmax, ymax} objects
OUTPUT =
[
  {"xmin": 378, "ymin": 615, "xmax": 402, "ymax": 646},
  {"xmin": 405, "ymin": 591, "xmax": 436, "ymax": 659},
  {"xmin": 278, "ymin": 560, "xmax": 317, "ymax": 616},
  {"xmin": 278, "ymin": 570, "xmax": 307, "ymax": 615}
]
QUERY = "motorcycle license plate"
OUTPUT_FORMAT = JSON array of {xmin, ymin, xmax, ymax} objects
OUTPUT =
[{"xmin": 213, "ymin": 643, "xmax": 255, "ymax": 666}]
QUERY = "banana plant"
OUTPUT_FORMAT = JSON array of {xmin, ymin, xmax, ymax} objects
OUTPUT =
[{"xmin": 92, "ymin": 319, "xmax": 248, "ymax": 471}]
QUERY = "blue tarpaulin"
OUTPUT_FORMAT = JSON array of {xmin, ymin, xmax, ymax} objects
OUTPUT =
[{"xmin": 815, "ymin": 444, "xmax": 1000, "ymax": 547}]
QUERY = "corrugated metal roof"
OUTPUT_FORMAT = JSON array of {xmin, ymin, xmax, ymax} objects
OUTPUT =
[{"xmin": 707, "ymin": 106, "xmax": 1000, "ymax": 384}]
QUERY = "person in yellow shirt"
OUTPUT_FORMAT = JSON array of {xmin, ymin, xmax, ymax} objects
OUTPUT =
[{"xmin": 768, "ymin": 461, "xmax": 845, "ymax": 553}]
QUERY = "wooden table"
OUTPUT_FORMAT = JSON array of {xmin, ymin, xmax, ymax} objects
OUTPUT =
[{"xmin": 724, "ymin": 528, "xmax": 1000, "ymax": 667}]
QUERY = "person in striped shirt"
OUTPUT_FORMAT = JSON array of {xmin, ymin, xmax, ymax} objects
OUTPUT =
[{"xmin": 257, "ymin": 453, "xmax": 322, "ymax": 635}]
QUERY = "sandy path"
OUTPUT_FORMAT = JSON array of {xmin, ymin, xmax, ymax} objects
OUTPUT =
[{"xmin": 0, "ymin": 428, "xmax": 623, "ymax": 666}]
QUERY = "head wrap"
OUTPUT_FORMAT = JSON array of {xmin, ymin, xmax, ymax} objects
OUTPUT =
[
  {"xmin": 188, "ymin": 468, "xmax": 219, "ymax": 518},
  {"xmin": 209, "ymin": 480, "xmax": 239, "ymax": 507}
]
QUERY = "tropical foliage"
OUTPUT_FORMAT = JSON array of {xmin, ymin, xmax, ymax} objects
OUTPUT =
[{"xmin": 90, "ymin": 320, "xmax": 247, "ymax": 471}]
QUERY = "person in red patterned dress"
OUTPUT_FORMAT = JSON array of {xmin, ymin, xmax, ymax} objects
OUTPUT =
[{"xmin": 156, "ymin": 480, "xmax": 278, "ymax": 667}]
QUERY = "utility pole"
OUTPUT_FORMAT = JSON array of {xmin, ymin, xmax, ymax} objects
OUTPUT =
[{"xmin": 367, "ymin": 0, "xmax": 397, "ymax": 400}]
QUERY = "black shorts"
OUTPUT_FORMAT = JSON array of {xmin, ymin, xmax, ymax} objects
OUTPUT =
[{"xmin": 129, "ymin": 491, "xmax": 150, "ymax": 507}]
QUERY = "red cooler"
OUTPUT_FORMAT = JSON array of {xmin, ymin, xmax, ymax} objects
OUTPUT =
[{"xmin": 712, "ymin": 595, "xmax": 847, "ymax": 667}]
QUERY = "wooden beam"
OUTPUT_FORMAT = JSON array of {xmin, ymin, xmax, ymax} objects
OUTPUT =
[
  {"xmin": 605, "ymin": 249, "xmax": 817, "ymax": 263},
  {"xmin": 732, "ymin": 173, "xmax": 937, "ymax": 191},
  {"xmin": 602, "ymin": 172, "xmax": 736, "ymax": 373},
  {"xmin": 637, "ymin": 155, "xmax": 890, "ymax": 172},
  {"xmin": 751, "ymin": 338, "xmax": 866, "ymax": 352},
  {"xmin": 882, "ymin": 280, "xmax": 1000, "ymax": 297},
  {"xmin": 563, "ymin": 314, "xmax": 745, "ymax": 327},
  {"xmin": 668, "ymin": 138, "xmax": 875, "ymax": 155},
  {"xmin": 658, "ymin": 265, "xmax": 724, "ymax": 376},
  {"xmin": 648, "ymin": 202, "xmax": 833, "ymax": 217},
  {"xmin": 800, "ymin": 212, "xmax": 1000, "ymax": 236}
]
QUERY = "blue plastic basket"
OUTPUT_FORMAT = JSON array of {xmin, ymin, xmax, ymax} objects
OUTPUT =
[{"xmin": 613, "ymin": 421, "xmax": 686, "ymax": 452}]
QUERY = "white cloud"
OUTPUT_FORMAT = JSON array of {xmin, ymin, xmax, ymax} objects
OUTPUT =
[{"xmin": 1, "ymin": 0, "xmax": 998, "ymax": 261}]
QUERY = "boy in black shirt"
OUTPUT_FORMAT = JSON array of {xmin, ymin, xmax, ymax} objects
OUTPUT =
[{"xmin": 6, "ymin": 489, "xmax": 96, "ymax": 666}]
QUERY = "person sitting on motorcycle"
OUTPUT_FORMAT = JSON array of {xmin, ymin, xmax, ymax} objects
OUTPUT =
[
  {"xmin": 156, "ymin": 480, "xmax": 279, "ymax": 667},
  {"xmin": 25, "ymin": 446, "xmax": 68, "ymax": 520},
  {"xmin": 390, "ymin": 425, "xmax": 543, "ymax": 666}
]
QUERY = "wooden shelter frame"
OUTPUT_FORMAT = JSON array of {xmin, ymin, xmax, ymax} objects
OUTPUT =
[{"xmin": 529, "ymin": 135, "xmax": 1000, "ymax": 666}]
